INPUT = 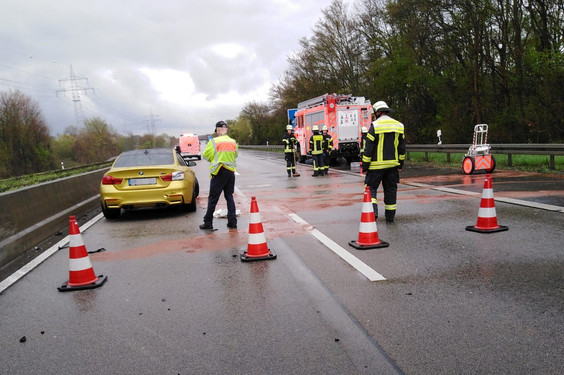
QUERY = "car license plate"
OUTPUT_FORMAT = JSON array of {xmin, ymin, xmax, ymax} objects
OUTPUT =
[{"xmin": 129, "ymin": 177, "xmax": 157, "ymax": 186}]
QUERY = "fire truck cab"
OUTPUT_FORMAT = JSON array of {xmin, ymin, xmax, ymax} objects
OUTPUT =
[
  {"xmin": 178, "ymin": 133, "xmax": 201, "ymax": 161},
  {"xmin": 290, "ymin": 94, "xmax": 372, "ymax": 164}
]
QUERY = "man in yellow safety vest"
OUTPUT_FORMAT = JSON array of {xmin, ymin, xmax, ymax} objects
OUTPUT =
[{"xmin": 200, "ymin": 121, "xmax": 239, "ymax": 230}]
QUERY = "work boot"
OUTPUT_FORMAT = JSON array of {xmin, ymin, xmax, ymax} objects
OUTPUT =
[
  {"xmin": 199, "ymin": 222, "xmax": 214, "ymax": 230},
  {"xmin": 312, "ymin": 172, "xmax": 319, "ymax": 177},
  {"xmin": 385, "ymin": 212, "xmax": 395, "ymax": 223},
  {"xmin": 227, "ymin": 222, "xmax": 237, "ymax": 229}
]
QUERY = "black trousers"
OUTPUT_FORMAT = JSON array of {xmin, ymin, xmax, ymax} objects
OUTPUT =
[
  {"xmin": 203, "ymin": 167, "xmax": 236, "ymax": 226},
  {"xmin": 364, "ymin": 167, "xmax": 399, "ymax": 220},
  {"xmin": 312, "ymin": 153, "xmax": 324, "ymax": 175},
  {"xmin": 285, "ymin": 152, "xmax": 296, "ymax": 175}
]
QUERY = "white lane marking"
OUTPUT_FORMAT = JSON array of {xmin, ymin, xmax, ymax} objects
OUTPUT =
[
  {"xmin": 287, "ymin": 212, "xmax": 386, "ymax": 282},
  {"xmin": 0, "ymin": 212, "xmax": 104, "ymax": 293},
  {"xmin": 404, "ymin": 182, "xmax": 564, "ymax": 213}
]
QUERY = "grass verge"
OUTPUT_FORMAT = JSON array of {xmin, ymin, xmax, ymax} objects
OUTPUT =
[{"xmin": 0, "ymin": 162, "xmax": 112, "ymax": 193}]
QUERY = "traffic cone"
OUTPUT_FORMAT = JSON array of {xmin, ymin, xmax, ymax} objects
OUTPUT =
[
  {"xmin": 466, "ymin": 174, "xmax": 508, "ymax": 233},
  {"xmin": 240, "ymin": 197, "xmax": 277, "ymax": 262},
  {"xmin": 349, "ymin": 186, "xmax": 389, "ymax": 250},
  {"xmin": 58, "ymin": 216, "xmax": 107, "ymax": 291}
]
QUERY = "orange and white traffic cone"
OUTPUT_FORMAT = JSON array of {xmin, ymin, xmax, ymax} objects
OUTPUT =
[
  {"xmin": 349, "ymin": 186, "xmax": 389, "ymax": 249},
  {"xmin": 58, "ymin": 216, "xmax": 107, "ymax": 291},
  {"xmin": 466, "ymin": 174, "xmax": 508, "ymax": 233},
  {"xmin": 240, "ymin": 197, "xmax": 277, "ymax": 262}
]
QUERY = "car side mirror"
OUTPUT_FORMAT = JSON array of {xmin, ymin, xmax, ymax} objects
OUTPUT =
[{"xmin": 186, "ymin": 160, "xmax": 197, "ymax": 167}]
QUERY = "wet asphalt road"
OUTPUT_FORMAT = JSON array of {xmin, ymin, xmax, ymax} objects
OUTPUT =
[{"xmin": 1, "ymin": 149, "xmax": 563, "ymax": 374}]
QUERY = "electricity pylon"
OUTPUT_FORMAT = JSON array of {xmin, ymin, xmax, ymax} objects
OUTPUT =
[{"xmin": 57, "ymin": 65, "xmax": 94, "ymax": 127}]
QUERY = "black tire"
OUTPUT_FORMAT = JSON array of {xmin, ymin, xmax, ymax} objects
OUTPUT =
[
  {"xmin": 194, "ymin": 179, "xmax": 200, "ymax": 198},
  {"xmin": 183, "ymin": 183, "xmax": 197, "ymax": 212},
  {"xmin": 101, "ymin": 202, "xmax": 120, "ymax": 219}
]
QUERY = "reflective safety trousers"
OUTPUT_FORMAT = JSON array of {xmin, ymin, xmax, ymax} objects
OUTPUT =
[
  {"xmin": 362, "ymin": 116, "xmax": 406, "ymax": 170},
  {"xmin": 203, "ymin": 135, "xmax": 238, "ymax": 176}
]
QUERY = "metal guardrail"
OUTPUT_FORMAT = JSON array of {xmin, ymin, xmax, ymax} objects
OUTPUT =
[
  {"xmin": 240, "ymin": 143, "xmax": 563, "ymax": 169},
  {"xmin": 406, "ymin": 144, "xmax": 564, "ymax": 170}
]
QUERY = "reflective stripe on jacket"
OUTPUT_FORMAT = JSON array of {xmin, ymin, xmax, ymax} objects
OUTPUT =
[
  {"xmin": 323, "ymin": 133, "xmax": 333, "ymax": 152},
  {"xmin": 203, "ymin": 135, "xmax": 238, "ymax": 176},
  {"xmin": 362, "ymin": 116, "xmax": 406, "ymax": 170},
  {"xmin": 309, "ymin": 133, "xmax": 324, "ymax": 155},
  {"xmin": 283, "ymin": 133, "xmax": 298, "ymax": 153}
]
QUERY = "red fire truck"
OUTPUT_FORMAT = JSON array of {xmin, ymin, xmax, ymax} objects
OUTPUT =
[{"xmin": 290, "ymin": 94, "xmax": 372, "ymax": 163}]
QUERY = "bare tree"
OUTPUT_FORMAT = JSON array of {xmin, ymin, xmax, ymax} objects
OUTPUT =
[{"xmin": 0, "ymin": 90, "xmax": 54, "ymax": 177}]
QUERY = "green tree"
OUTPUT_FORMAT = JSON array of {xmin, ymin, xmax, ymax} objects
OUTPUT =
[{"xmin": 73, "ymin": 117, "xmax": 120, "ymax": 164}]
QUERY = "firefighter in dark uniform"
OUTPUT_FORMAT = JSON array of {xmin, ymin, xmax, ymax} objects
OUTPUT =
[
  {"xmin": 362, "ymin": 101, "xmax": 406, "ymax": 222},
  {"xmin": 309, "ymin": 125, "xmax": 325, "ymax": 177},
  {"xmin": 283, "ymin": 125, "xmax": 300, "ymax": 177},
  {"xmin": 359, "ymin": 126, "xmax": 368, "ymax": 168},
  {"xmin": 321, "ymin": 125, "xmax": 333, "ymax": 175}
]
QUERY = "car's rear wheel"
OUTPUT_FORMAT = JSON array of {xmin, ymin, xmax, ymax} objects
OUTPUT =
[
  {"xmin": 183, "ymin": 185, "xmax": 197, "ymax": 212},
  {"xmin": 101, "ymin": 202, "xmax": 120, "ymax": 219}
]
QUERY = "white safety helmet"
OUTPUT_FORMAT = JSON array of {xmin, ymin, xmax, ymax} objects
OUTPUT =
[
  {"xmin": 312, "ymin": 125, "xmax": 319, "ymax": 131},
  {"xmin": 322, "ymin": 125, "xmax": 328, "ymax": 131},
  {"xmin": 373, "ymin": 101, "xmax": 391, "ymax": 113},
  {"xmin": 361, "ymin": 126, "xmax": 368, "ymax": 133},
  {"xmin": 286, "ymin": 125, "xmax": 293, "ymax": 131}
]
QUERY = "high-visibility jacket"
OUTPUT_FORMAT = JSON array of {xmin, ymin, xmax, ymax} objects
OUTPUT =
[
  {"xmin": 283, "ymin": 132, "xmax": 299, "ymax": 153},
  {"xmin": 359, "ymin": 133, "xmax": 368, "ymax": 154},
  {"xmin": 203, "ymin": 135, "xmax": 238, "ymax": 176},
  {"xmin": 362, "ymin": 115, "xmax": 406, "ymax": 170},
  {"xmin": 323, "ymin": 133, "xmax": 333, "ymax": 153},
  {"xmin": 309, "ymin": 132, "xmax": 325, "ymax": 155}
]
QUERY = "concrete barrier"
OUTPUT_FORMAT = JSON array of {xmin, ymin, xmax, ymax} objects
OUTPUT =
[{"xmin": 0, "ymin": 168, "xmax": 108, "ymax": 268}]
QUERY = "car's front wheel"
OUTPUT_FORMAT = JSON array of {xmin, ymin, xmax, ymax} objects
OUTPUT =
[{"xmin": 101, "ymin": 202, "xmax": 120, "ymax": 219}]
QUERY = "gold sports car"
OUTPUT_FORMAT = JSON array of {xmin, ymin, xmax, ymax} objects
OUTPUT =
[{"xmin": 100, "ymin": 148, "xmax": 199, "ymax": 219}]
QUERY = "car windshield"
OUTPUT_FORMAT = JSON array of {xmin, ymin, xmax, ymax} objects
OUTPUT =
[{"xmin": 113, "ymin": 150, "xmax": 174, "ymax": 167}]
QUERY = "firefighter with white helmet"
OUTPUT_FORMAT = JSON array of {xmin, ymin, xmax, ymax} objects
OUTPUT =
[
  {"xmin": 309, "ymin": 124, "xmax": 325, "ymax": 176},
  {"xmin": 359, "ymin": 126, "xmax": 369, "ymax": 157},
  {"xmin": 361, "ymin": 101, "xmax": 406, "ymax": 222},
  {"xmin": 282, "ymin": 124, "xmax": 300, "ymax": 177},
  {"xmin": 321, "ymin": 125, "xmax": 333, "ymax": 175}
]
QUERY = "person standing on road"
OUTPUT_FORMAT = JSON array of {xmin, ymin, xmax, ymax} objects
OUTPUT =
[
  {"xmin": 199, "ymin": 121, "xmax": 239, "ymax": 230},
  {"xmin": 359, "ymin": 126, "xmax": 369, "ymax": 169},
  {"xmin": 362, "ymin": 101, "xmax": 406, "ymax": 222},
  {"xmin": 321, "ymin": 125, "xmax": 333, "ymax": 175},
  {"xmin": 309, "ymin": 125, "xmax": 325, "ymax": 177},
  {"xmin": 283, "ymin": 124, "xmax": 300, "ymax": 177}
]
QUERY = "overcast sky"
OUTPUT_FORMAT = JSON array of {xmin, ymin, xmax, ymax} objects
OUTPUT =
[{"xmin": 0, "ymin": 0, "xmax": 334, "ymax": 137}]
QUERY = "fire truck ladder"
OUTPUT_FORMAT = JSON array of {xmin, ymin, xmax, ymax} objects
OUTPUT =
[{"xmin": 297, "ymin": 93, "xmax": 353, "ymax": 110}]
